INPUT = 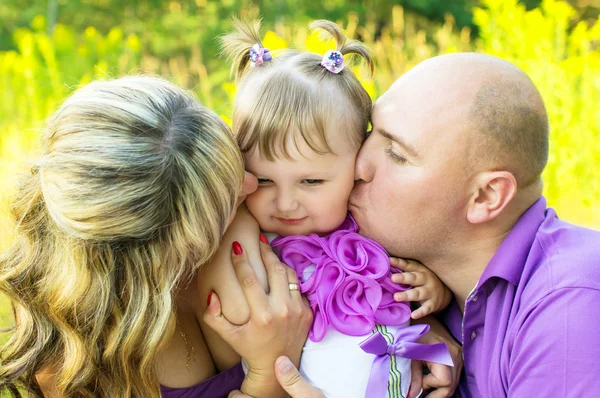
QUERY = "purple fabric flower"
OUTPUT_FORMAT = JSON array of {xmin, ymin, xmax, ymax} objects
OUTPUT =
[
  {"xmin": 273, "ymin": 213, "xmax": 412, "ymax": 342},
  {"xmin": 309, "ymin": 261, "xmax": 345, "ymax": 341},
  {"xmin": 321, "ymin": 49, "xmax": 344, "ymax": 74},
  {"xmin": 249, "ymin": 44, "xmax": 272, "ymax": 67},
  {"xmin": 375, "ymin": 274, "xmax": 412, "ymax": 325},
  {"xmin": 327, "ymin": 275, "xmax": 381, "ymax": 336},
  {"xmin": 328, "ymin": 231, "xmax": 389, "ymax": 279}
]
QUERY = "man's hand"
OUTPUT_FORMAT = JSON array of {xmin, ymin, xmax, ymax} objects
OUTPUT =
[
  {"xmin": 408, "ymin": 315, "xmax": 463, "ymax": 398},
  {"xmin": 229, "ymin": 356, "xmax": 325, "ymax": 398}
]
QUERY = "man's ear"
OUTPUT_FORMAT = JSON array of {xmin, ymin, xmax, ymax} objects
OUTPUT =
[{"xmin": 467, "ymin": 171, "xmax": 517, "ymax": 224}]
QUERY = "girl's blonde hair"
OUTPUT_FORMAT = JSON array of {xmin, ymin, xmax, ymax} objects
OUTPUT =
[
  {"xmin": 0, "ymin": 76, "xmax": 244, "ymax": 397},
  {"xmin": 221, "ymin": 19, "xmax": 374, "ymax": 160}
]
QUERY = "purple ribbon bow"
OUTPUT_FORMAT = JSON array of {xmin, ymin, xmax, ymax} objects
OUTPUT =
[{"xmin": 359, "ymin": 324, "xmax": 454, "ymax": 397}]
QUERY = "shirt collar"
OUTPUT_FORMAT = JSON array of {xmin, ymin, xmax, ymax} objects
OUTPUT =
[{"xmin": 478, "ymin": 196, "xmax": 547, "ymax": 287}]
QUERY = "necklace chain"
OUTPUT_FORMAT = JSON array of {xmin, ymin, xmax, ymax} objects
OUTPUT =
[{"xmin": 176, "ymin": 317, "xmax": 195, "ymax": 369}]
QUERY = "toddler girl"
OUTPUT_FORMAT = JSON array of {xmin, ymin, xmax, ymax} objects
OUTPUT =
[{"xmin": 199, "ymin": 19, "xmax": 453, "ymax": 398}]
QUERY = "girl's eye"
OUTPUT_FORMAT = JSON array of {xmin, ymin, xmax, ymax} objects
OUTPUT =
[
  {"xmin": 257, "ymin": 178, "xmax": 273, "ymax": 185},
  {"xmin": 384, "ymin": 147, "xmax": 408, "ymax": 165},
  {"xmin": 303, "ymin": 179, "xmax": 324, "ymax": 186}
]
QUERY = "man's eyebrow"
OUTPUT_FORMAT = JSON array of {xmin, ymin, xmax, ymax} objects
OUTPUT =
[{"xmin": 377, "ymin": 128, "xmax": 420, "ymax": 159}]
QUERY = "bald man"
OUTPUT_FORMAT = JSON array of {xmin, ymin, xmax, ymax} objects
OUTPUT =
[{"xmin": 348, "ymin": 53, "xmax": 600, "ymax": 397}]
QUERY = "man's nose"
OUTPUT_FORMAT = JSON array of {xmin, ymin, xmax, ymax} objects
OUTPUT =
[{"xmin": 354, "ymin": 141, "xmax": 375, "ymax": 183}]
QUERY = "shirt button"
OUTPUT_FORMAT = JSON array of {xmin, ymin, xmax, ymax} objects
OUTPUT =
[{"xmin": 471, "ymin": 331, "xmax": 477, "ymax": 340}]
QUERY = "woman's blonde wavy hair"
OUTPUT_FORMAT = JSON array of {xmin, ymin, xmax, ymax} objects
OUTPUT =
[
  {"xmin": 0, "ymin": 75, "xmax": 244, "ymax": 397},
  {"xmin": 221, "ymin": 18, "xmax": 374, "ymax": 160}
]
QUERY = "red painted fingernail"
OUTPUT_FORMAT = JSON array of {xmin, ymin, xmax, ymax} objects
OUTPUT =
[
  {"xmin": 259, "ymin": 233, "xmax": 269, "ymax": 244},
  {"xmin": 207, "ymin": 289, "xmax": 214, "ymax": 306},
  {"xmin": 232, "ymin": 241, "xmax": 243, "ymax": 255}
]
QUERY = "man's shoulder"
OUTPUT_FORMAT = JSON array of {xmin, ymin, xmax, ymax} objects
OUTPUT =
[{"xmin": 525, "ymin": 214, "xmax": 600, "ymax": 298}]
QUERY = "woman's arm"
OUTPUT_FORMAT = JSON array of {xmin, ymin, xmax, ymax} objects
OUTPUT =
[
  {"xmin": 203, "ymin": 239, "xmax": 312, "ymax": 398},
  {"xmin": 196, "ymin": 204, "xmax": 269, "ymax": 371}
]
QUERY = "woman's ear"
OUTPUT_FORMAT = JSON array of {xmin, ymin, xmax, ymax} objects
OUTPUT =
[{"xmin": 467, "ymin": 171, "xmax": 517, "ymax": 224}]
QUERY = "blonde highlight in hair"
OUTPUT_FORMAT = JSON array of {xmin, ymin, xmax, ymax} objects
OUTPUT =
[
  {"xmin": 222, "ymin": 19, "xmax": 373, "ymax": 160},
  {"xmin": 0, "ymin": 75, "xmax": 244, "ymax": 397}
]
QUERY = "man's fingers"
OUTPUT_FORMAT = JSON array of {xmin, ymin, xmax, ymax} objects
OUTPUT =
[
  {"xmin": 422, "ymin": 363, "xmax": 453, "ymax": 391},
  {"xmin": 275, "ymin": 356, "xmax": 325, "ymax": 398},
  {"xmin": 423, "ymin": 388, "xmax": 452, "ymax": 398},
  {"xmin": 231, "ymin": 241, "xmax": 269, "ymax": 312},
  {"xmin": 408, "ymin": 360, "xmax": 423, "ymax": 398}
]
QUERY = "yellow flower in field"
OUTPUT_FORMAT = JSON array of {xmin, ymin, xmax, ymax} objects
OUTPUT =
[
  {"xmin": 84, "ymin": 26, "xmax": 98, "ymax": 41},
  {"xmin": 77, "ymin": 45, "xmax": 89, "ymax": 57},
  {"xmin": 107, "ymin": 27, "xmax": 123, "ymax": 45},
  {"xmin": 222, "ymin": 81, "xmax": 237, "ymax": 101},
  {"xmin": 126, "ymin": 34, "xmax": 141, "ymax": 53},
  {"xmin": 262, "ymin": 31, "xmax": 287, "ymax": 51},
  {"xmin": 31, "ymin": 15, "xmax": 46, "ymax": 32},
  {"xmin": 53, "ymin": 24, "xmax": 76, "ymax": 51},
  {"xmin": 590, "ymin": 17, "xmax": 600, "ymax": 40},
  {"xmin": 305, "ymin": 30, "xmax": 335, "ymax": 54},
  {"xmin": 353, "ymin": 66, "xmax": 376, "ymax": 99},
  {"xmin": 94, "ymin": 61, "xmax": 109, "ymax": 77}
]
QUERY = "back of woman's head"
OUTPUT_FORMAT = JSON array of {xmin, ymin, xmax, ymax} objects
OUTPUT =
[
  {"xmin": 0, "ymin": 75, "xmax": 243, "ymax": 397},
  {"xmin": 221, "ymin": 19, "xmax": 374, "ymax": 160}
]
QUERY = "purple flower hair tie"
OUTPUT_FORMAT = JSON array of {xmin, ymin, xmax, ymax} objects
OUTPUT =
[
  {"xmin": 321, "ymin": 49, "xmax": 344, "ymax": 74},
  {"xmin": 249, "ymin": 44, "xmax": 272, "ymax": 67}
]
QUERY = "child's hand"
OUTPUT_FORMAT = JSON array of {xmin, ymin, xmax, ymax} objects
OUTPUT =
[{"xmin": 389, "ymin": 257, "xmax": 453, "ymax": 319}]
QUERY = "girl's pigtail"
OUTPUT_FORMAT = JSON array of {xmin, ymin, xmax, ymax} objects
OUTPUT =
[
  {"xmin": 310, "ymin": 20, "xmax": 374, "ymax": 77},
  {"xmin": 220, "ymin": 18, "xmax": 269, "ymax": 82}
]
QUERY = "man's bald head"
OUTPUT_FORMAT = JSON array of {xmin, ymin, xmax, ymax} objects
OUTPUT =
[{"xmin": 385, "ymin": 53, "xmax": 549, "ymax": 188}]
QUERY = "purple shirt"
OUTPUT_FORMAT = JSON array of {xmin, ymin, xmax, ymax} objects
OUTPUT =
[
  {"xmin": 160, "ymin": 363, "xmax": 244, "ymax": 398},
  {"xmin": 444, "ymin": 196, "xmax": 600, "ymax": 397}
]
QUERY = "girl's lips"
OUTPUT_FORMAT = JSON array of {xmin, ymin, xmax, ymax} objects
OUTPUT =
[{"xmin": 276, "ymin": 217, "xmax": 307, "ymax": 225}]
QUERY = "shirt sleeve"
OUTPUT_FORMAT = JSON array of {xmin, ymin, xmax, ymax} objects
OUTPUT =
[{"xmin": 508, "ymin": 286, "xmax": 600, "ymax": 396}]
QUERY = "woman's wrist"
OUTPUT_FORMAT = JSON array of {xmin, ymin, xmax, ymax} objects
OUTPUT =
[{"xmin": 241, "ymin": 367, "xmax": 287, "ymax": 398}]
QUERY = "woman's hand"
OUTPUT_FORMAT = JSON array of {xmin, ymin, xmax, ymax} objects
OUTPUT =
[
  {"xmin": 390, "ymin": 257, "xmax": 453, "ymax": 319},
  {"xmin": 408, "ymin": 315, "xmax": 463, "ymax": 398},
  {"xmin": 203, "ymin": 237, "xmax": 313, "ymax": 398}
]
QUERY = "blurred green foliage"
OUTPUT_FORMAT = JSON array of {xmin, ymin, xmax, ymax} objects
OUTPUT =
[
  {"xmin": 0, "ymin": 0, "xmax": 478, "ymax": 52},
  {"xmin": 0, "ymin": 0, "xmax": 599, "ymax": 332}
]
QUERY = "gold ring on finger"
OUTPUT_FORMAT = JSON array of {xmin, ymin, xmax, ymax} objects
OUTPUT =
[{"xmin": 288, "ymin": 283, "xmax": 300, "ymax": 291}]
